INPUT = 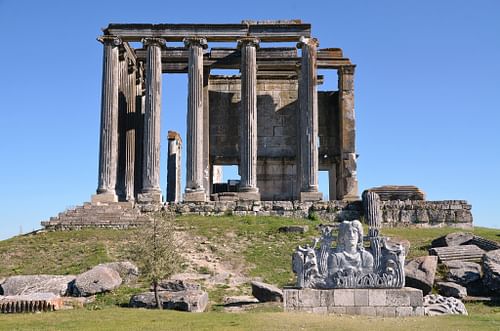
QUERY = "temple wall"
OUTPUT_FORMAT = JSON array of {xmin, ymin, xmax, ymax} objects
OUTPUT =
[{"xmin": 209, "ymin": 76, "xmax": 339, "ymax": 200}]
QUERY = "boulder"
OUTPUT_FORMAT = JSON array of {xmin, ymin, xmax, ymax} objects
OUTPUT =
[
  {"xmin": 223, "ymin": 295, "xmax": 259, "ymax": 306},
  {"xmin": 482, "ymin": 249, "xmax": 500, "ymax": 293},
  {"xmin": 250, "ymin": 281, "xmax": 283, "ymax": 302},
  {"xmin": 151, "ymin": 279, "xmax": 200, "ymax": 292},
  {"xmin": 72, "ymin": 265, "xmax": 122, "ymax": 297},
  {"xmin": 404, "ymin": 256, "xmax": 438, "ymax": 295},
  {"xmin": 436, "ymin": 282, "xmax": 467, "ymax": 299},
  {"xmin": 129, "ymin": 290, "xmax": 208, "ymax": 312},
  {"xmin": 431, "ymin": 232, "xmax": 474, "ymax": 248},
  {"xmin": 444, "ymin": 260, "xmax": 482, "ymax": 285},
  {"xmin": 98, "ymin": 261, "xmax": 139, "ymax": 284},
  {"xmin": 423, "ymin": 294, "xmax": 468, "ymax": 316},
  {"xmin": 0, "ymin": 275, "xmax": 75, "ymax": 296}
]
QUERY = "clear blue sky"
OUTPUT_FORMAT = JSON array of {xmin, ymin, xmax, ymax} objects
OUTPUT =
[{"xmin": 0, "ymin": 0, "xmax": 499, "ymax": 240}]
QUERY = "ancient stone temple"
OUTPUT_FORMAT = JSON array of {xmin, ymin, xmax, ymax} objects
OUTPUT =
[
  {"xmin": 91, "ymin": 20, "xmax": 358, "ymax": 204},
  {"xmin": 41, "ymin": 20, "xmax": 474, "ymax": 229}
]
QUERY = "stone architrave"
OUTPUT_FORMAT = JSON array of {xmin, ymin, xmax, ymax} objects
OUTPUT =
[
  {"xmin": 138, "ymin": 38, "xmax": 165, "ymax": 203},
  {"xmin": 337, "ymin": 65, "xmax": 359, "ymax": 200},
  {"xmin": 297, "ymin": 37, "xmax": 322, "ymax": 201},
  {"xmin": 184, "ymin": 37, "xmax": 207, "ymax": 202},
  {"xmin": 238, "ymin": 37, "xmax": 260, "ymax": 201},
  {"xmin": 92, "ymin": 35, "xmax": 122, "ymax": 204}
]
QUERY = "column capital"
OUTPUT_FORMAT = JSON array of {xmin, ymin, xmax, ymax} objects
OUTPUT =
[
  {"xmin": 97, "ymin": 35, "xmax": 122, "ymax": 46},
  {"xmin": 183, "ymin": 37, "xmax": 208, "ymax": 49},
  {"xmin": 141, "ymin": 37, "xmax": 166, "ymax": 48},
  {"xmin": 237, "ymin": 37, "xmax": 260, "ymax": 49},
  {"xmin": 297, "ymin": 36, "xmax": 319, "ymax": 49},
  {"xmin": 339, "ymin": 64, "xmax": 356, "ymax": 75}
]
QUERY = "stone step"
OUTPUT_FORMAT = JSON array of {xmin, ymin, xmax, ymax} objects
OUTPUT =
[
  {"xmin": 471, "ymin": 236, "xmax": 500, "ymax": 251},
  {"xmin": 429, "ymin": 245, "xmax": 485, "ymax": 263}
]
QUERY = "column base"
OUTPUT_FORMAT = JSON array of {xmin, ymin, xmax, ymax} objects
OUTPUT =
[
  {"xmin": 184, "ymin": 190, "xmax": 206, "ymax": 202},
  {"xmin": 342, "ymin": 194, "xmax": 360, "ymax": 201},
  {"xmin": 137, "ymin": 191, "xmax": 163, "ymax": 204},
  {"xmin": 91, "ymin": 192, "xmax": 118, "ymax": 204},
  {"xmin": 238, "ymin": 191, "xmax": 261, "ymax": 201},
  {"xmin": 299, "ymin": 191, "xmax": 323, "ymax": 202}
]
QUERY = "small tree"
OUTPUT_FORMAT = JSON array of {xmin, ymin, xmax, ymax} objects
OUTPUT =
[{"xmin": 130, "ymin": 211, "xmax": 181, "ymax": 309}]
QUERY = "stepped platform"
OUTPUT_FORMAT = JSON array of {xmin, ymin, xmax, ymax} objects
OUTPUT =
[{"xmin": 41, "ymin": 202, "xmax": 153, "ymax": 230}]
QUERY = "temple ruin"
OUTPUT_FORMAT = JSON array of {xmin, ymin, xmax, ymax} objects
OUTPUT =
[
  {"xmin": 91, "ymin": 20, "xmax": 357, "ymax": 204},
  {"xmin": 41, "ymin": 20, "xmax": 474, "ymax": 230}
]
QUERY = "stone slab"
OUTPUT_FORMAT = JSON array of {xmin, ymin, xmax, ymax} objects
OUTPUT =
[
  {"xmin": 299, "ymin": 191, "xmax": 323, "ymax": 202},
  {"xmin": 283, "ymin": 288, "xmax": 424, "ymax": 316},
  {"xmin": 183, "ymin": 191, "xmax": 206, "ymax": 202}
]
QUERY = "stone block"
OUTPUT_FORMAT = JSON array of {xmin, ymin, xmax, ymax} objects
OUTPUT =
[
  {"xmin": 368, "ymin": 289, "xmax": 386, "ymax": 306},
  {"xmin": 345, "ymin": 306, "xmax": 361, "ymax": 315},
  {"xmin": 386, "ymin": 289, "xmax": 410, "ymax": 306},
  {"xmin": 299, "ymin": 191, "xmax": 323, "ymax": 202},
  {"xmin": 328, "ymin": 306, "xmax": 346, "ymax": 314},
  {"xmin": 283, "ymin": 289, "xmax": 299, "ymax": 310},
  {"xmin": 137, "ymin": 192, "xmax": 162, "ymax": 203},
  {"xmin": 407, "ymin": 288, "xmax": 424, "ymax": 307},
  {"xmin": 375, "ymin": 306, "xmax": 396, "ymax": 317},
  {"xmin": 298, "ymin": 288, "xmax": 320, "ymax": 307},
  {"xmin": 354, "ymin": 289, "xmax": 368, "ymax": 306},
  {"xmin": 359, "ymin": 306, "xmax": 377, "ymax": 316},
  {"xmin": 312, "ymin": 306, "xmax": 327, "ymax": 314},
  {"xmin": 238, "ymin": 191, "xmax": 261, "ymax": 201},
  {"xmin": 319, "ymin": 289, "xmax": 334, "ymax": 306},
  {"xmin": 396, "ymin": 306, "xmax": 414, "ymax": 317},
  {"xmin": 91, "ymin": 192, "xmax": 118, "ymax": 203},
  {"xmin": 183, "ymin": 191, "xmax": 206, "ymax": 202},
  {"xmin": 333, "ymin": 289, "xmax": 354, "ymax": 306}
]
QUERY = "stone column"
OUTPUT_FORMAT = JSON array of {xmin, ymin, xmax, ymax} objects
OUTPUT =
[
  {"xmin": 184, "ymin": 37, "xmax": 207, "ymax": 202},
  {"xmin": 297, "ymin": 37, "xmax": 322, "ymax": 201},
  {"xmin": 138, "ymin": 38, "xmax": 165, "ymax": 204},
  {"xmin": 167, "ymin": 131, "xmax": 182, "ymax": 203},
  {"xmin": 238, "ymin": 37, "xmax": 261, "ymax": 201},
  {"xmin": 92, "ymin": 35, "xmax": 122, "ymax": 204},
  {"xmin": 337, "ymin": 65, "xmax": 359, "ymax": 200},
  {"xmin": 124, "ymin": 59, "xmax": 137, "ymax": 202}
]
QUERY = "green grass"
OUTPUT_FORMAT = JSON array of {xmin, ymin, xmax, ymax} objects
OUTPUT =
[
  {"xmin": 0, "ymin": 307, "xmax": 499, "ymax": 331},
  {"xmin": 1, "ymin": 216, "xmax": 499, "ymax": 330}
]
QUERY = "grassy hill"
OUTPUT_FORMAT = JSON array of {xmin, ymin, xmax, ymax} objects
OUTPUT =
[{"xmin": 1, "ymin": 215, "xmax": 499, "ymax": 330}]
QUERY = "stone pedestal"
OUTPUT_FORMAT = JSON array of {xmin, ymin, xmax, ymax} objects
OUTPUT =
[
  {"xmin": 284, "ymin": 287, "xmax": 424, "ymax": 316},
  {"xmin": 299, "ymin": 191, "xmax": 323, "ymax": 202},
  {"xmin": 91, "ymin": 192, "xmax": 118, "ymax": 204},
  {"xmin": 183, "ymin": 191, "xmax": 206, "ymax": 202},
  {"xmin": 238, "ymin": 191, "xmax": 261, "ymax": 201}
]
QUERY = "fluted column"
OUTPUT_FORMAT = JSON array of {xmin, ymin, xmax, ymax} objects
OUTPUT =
[
  {"xmin": 298, "ymin": 37, "xmax": 322, "ymax": 201},
  {"xmin": 238, "ymin": 37, "xmax": 260, "ymax": 200},
  {"xmin": 124, "ymin": 60, "xmax": 137, "ymax": 201},
  {"xmin": 138, "ymin": 38, "xmax": 164, "ymax": 203},
  {"xmin": 337, "ymin": 65, "xmax": 359, "ymax": 200},
  {"xmin": 184, "ymin": 37, "xmax": 207, "ymax": 202},
  {"xmin": 92, "ymin": 35, "xmax": 122, "ymax": 204}
]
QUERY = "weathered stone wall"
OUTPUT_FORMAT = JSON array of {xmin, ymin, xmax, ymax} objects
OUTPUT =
[
  {"xmin": 165, "ymin": 199, "xmax": 473, "ymax": 228},
  {"xmin": 208, "ymin": 76, "xmax": 338, "ymax": 200}
]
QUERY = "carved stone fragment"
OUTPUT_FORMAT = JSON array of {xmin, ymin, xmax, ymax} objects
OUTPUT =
[{"xmin": 423, "ymin": 294, "xmax": 468, "ymax": 316}]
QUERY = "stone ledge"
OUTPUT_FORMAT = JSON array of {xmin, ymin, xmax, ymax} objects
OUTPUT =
[{"xmin": 283, "ymin": 287, "xmax": 424, "ymax": 316}]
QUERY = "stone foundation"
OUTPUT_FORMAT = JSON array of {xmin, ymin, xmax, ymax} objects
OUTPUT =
[
  {"xmin": 166, "ymin": 199, "xmax": 473, "ymax": 228},
  {"xmin": 283, "ymin": 287, "xmax": 424, "ymax": 316},
  {"xmin": 41, "ymin": 199, "xmax": 473, "ymax": 230}
]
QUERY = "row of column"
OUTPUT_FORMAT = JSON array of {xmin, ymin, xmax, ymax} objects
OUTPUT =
[{"xmin": 93, "ymin": 34, "xmax": 356, "ymax": 204}]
